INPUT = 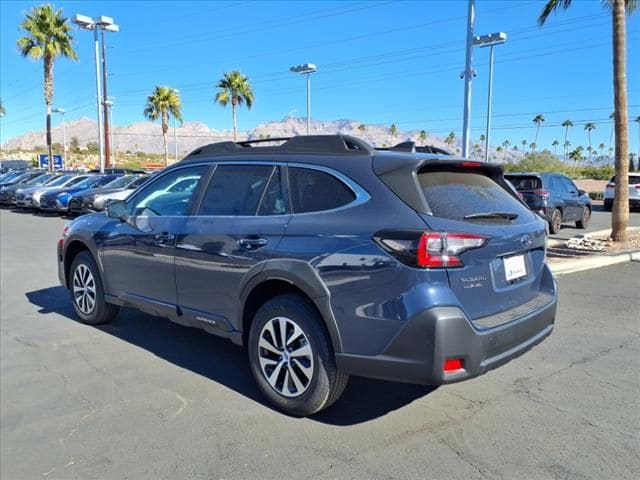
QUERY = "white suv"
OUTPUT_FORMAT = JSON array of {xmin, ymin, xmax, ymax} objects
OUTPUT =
[{"xmin": 603, "ymin": 173, "xmax": 640, "ymax": 211}]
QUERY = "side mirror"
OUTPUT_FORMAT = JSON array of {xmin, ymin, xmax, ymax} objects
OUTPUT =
[
  {"xmin": 107, "ymin": 200, "xmax": 128, "ymax": 221},
  {"xmin": 578, "ymin": 189, "xmax": 586, "ymax": 196}
]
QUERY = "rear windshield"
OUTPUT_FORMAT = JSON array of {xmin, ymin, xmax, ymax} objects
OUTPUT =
[
  {"xmin": 418, "ymin": 171, "xmax": 532, "ymax": 222},
  {"xmin": 609, "ymin": 176, "xmax": 640, "ymax": 185},
  {"xmin": 504, "ymin": 175, "xmax": 542, "ymax": 191}
]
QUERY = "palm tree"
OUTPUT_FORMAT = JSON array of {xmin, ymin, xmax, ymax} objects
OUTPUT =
[
  {"xmin": 599, "ymin": 143, "xmax": 606, "ymax": 158},
  {"xmin": 419, "ymin": 130, "xmax": 427, "ymax": 145},
  {"xmin": 634, "ymin": 115, "xmax": 640, "ymax": 159},
  {"xmin": 529, "ymin": 142, "xmax": 537, "ymax": 152},
  {"xmin": 214, "ymin": 70, "xmax": 254, "ymax": 141},
  {"xmin": 445, "ymin": 132, "xmax": 456, "ymax": 150},
  {"xmin": 569, "ymin": 146, "xmax": 584, "ymax": 175},
  {"xmin": 532, "ymin": 114, "xmax": 545, "ymax": 148},
  {"xmin": 496, "ymin": 145, "xmax": 504, "ymax": 162},
  {"xmin": 502, "ymin": 139, "xmax": 511, "ymax": 151},
  {"xmin": 144, "ymin": 86, "xmax": 183, "ymax": 165},
  {"xmin": 552, "ymin": 140, "xmax": 560, "ymax": 155},
  {"xmin": 539, "ymin": 0, "xmax": 635, "ymax": 241},
  {"xmin": 358, "ymin": 124, "xmax": 366, "ymax": 136},
  {"xmin": 584, "ymin": 122, "xmax": 596, "ymax": 163},
  {"xmin": 17, "ymin": 5, "xmax": 77, "ymax": 171},
  {"xmin": 389, "ymin": 124, "xmax": 397, "ymax": 143},
  {"xmin": 561, "ymin": 119, "xmax": 573, "ymax": 162},
  {"xmin": 0, "ymin": 98, "xmax": 5, "ymax": 116},
  {"xmin": 608, "ymin": 111, "xmax": 615, "ymax": 155}
]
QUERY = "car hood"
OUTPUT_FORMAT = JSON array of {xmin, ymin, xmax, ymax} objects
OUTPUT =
[{"xmin": 72, "ymin": 187, "xmax": 125, "ymax": 200}]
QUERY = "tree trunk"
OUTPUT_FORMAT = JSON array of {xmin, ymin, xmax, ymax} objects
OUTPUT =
[
  {"xmin": 563, "ymin": 127, "xmax": 569, "ymax": 163},
  {"xmin": 232, "ymin": 99, "xmax": 238, "ymax": 142},
  {"xmin": 611, "ymin": 0, "xmax": 629, "ymax": 242},
  {"xmin": 44, "ymin": 56, "xmax": 54, "ymax": 172},
  {"xmin": 162, "ymin": 112, "xmax": 169, "ymax": 166}
]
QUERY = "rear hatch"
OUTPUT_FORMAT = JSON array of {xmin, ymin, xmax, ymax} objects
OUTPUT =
[
  {"xmin": 606, "ymin": 175, "xmax": 640, "ymax": 200},
  {"xmin": 377, "ymin": 159, "xmax": 549, "ymax": 321},
  {"xmin": 504, "ymin": 174, "xmax": 544, "ymax": 211}
]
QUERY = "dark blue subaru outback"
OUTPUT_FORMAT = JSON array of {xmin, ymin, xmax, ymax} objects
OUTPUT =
[{"xmin": 58, "ymin": 136, "xmax": 557, "ymax": 416}]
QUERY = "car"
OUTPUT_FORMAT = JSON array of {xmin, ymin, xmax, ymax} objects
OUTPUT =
[
  {"xmin": 91, "ymin": 175, "xmax": 152, "ymax": 211},
  {"xmin": 17, "ymin": 174, "xmax": 84, "ymax": 209},
  {"xmin": 505, "ymin": 172, "xmax": 592, "ymax": 234},
  {"xmin": 58, "ymin": 135, "xmax": 557, "ymax": 416},
  {"xmin": 68, "ymin": 174, "xmax": 147, "ymax": 215},
  {"xmin": 0, "ymin": 170, "xmax": 45, "ymax": 191},
  {"xmin": 603, "ymin": 173, "xmax": 640, "ymax": 211},
  {"xmin": 39, "ymin": 175, "xmax": 121, "ymax": 213},
  {"xmin": 0, "ymin": 172, "xmax": 59, "ymax": 205}
]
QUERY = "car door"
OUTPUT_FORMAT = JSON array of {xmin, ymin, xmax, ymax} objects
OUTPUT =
[
  {"xmin": 174, "ymin": 164, "xmax": 290, "ymax": 332},
  {"xmin": 97, "ymin": 164, "xmax": 210, "ymax": 317},
  {"xmin": 558, "ymin": 175, "xmax": 581, "ymax": 220}
]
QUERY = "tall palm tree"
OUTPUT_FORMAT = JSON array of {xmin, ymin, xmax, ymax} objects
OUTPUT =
[
  {"xmin": 389, "ymin": 123, "xmax": 397, "ymax": 143},
  {"xmin": 608, "ymin": 111, "xmax": 615, "ymax": 155},
  {"xmin": 529, "ymin": 142, "xmax": 537, "ymax": 152},
  {"xmin": 358, "ymin": 124, "xmax": 366, "ymax": 136},
  {"xmin": 584, "ymin": 122, "xmax": 596, "ymax": 163},
  {"xmin": 445, "ymin": 132, "xmax": 456, "ymax": 150},
  {"xmin": 419, "ymin": 130, "xmax": 427, "ymax": 145},
  {"xmin": 552, "ymin": 140, "xmax": 560, "ymax": 155},
  {"xmin": 17, "ymin": 4, "xmax": 77, "ymax": 171},
  {"xmin": 599, "ymin": 143, "xmax": 606, "ymax": 158},
  {"xmin": 532, "ymin": 114, "xmax": 545, "ymax": 149},
  {"xmin": 634, "ymin": 115, "xmax": 640, "ymax": 159},
  {"xmin": 502, "ymin": 139, "xmax": 511, "ymax": 150},
  {"xmin": 143, "ymin": 86, "xmax": 183, "ymax": 166},
  {"xmin": 539, "ymin": 0, "xmax": 635, "ymax": 241},
  {"xmin": 561, "ymin": 119, "xmax": 573, "ymax": 162},
  {"xmin": 0, "ymin": 98, "xmax": 5, "ymax": 116},
  {"xmin": 521, "ymin": 139, "xmax": 528, "ymax": 149},
  {"xmin": 215, "ymin": 70, "xmax": 254, "ymax": 141}
]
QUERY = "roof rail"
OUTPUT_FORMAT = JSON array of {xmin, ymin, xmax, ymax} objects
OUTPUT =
[
  {"xmin": 377, "ymin": 141, "xmax": 452, "ymax": 155},
  {"xmin": 183, "ymin": 135, "xmax": 374, "ymax": 160}
]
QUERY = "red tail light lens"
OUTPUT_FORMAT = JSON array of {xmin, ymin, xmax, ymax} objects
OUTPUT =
[
  {"xmin": 444, "ymin": 358, "xmax": 464, "ymax": 372},
  {"xmin": 417, "ymin": 232, "xmax": 488, "ymax": 268},
  {"xmin": 533, "ymin": 189, "xmax": 550, "ymax": 199}
]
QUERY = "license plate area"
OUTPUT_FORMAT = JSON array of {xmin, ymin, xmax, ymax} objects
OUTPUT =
[{"xmin": 503, "ymin": 254, "xmax": 527, "ymax": 282}]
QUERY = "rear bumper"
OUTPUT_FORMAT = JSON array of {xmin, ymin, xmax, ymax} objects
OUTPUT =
[{"xmin": 336, "ymin": 272, "xmax": 557, "ymax": 385}]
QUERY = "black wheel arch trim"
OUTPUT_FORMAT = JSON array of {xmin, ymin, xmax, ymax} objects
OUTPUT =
[{"xmin": 238, "ymin": 259, "xmax": 344, "ymax": 353}]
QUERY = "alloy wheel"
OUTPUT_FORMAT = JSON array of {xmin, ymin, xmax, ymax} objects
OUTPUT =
[
  {"xmin": 72, "ymin": 264, "xmax": 96, "ymax": 315},
  {"xmin": 257, "ymin": 316, "xmax": 314, "ymax": 398}
]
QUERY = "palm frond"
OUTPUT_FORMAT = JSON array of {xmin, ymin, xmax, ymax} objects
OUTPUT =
[{"xmin": 538, "ymin": 0, "xmax": 572, "ymax": 26}]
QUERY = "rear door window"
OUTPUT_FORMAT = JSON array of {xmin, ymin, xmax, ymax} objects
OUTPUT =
[
  {"xmin": 288, "ymin": 167, "xmax": 355, "ymax": 213},
  {"xmin": 199, "ymin": 165, "xmax": 274, "ymax": 216},
  {"xmin": 418, "ymin": 170, "xmax": 533, "ymax": 222}
]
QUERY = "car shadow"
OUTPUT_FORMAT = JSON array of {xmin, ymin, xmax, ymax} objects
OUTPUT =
[{"xmin": 25, "ymin": 286, "xmax": 436, "ymax": 425}]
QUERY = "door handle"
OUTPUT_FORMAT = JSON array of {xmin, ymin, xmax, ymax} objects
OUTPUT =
[
  {"xmin": 238, "ymin": 237, "xmax": 268, "ymax": 249},
  {"xmin": 153, "ymin": 232, "xmax": 175, "ymax": 246}
]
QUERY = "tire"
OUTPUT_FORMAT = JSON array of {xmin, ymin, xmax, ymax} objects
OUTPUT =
[
  {"xmin": 549, "ymin": 208, "xmax": 562, "ymax": 234},
  {"xmin": 603, "ymin": 199, "xmax": 613, "ymax": 212},
  {"xmin": 247, "ymin": 294, "xmax": 349, "ymax": 416},
  {"xmin": 69, "ymin": 251, "xmax": 119, "ymax": 325},
  {"xmin": 576, "ymin": 206, "xmax": 591, "ymax": 229}
]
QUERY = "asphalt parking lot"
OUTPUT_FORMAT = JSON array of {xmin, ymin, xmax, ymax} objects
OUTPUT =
[{"xmin": 1, "ymin": 208, "xmax": 639, "ymax": 480}]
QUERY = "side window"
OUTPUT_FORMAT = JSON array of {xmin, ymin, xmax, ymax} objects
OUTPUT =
[
  {"xmin": 560, "ymin": 177, "xmax": 577, "ymax": 193},
  {"xmin": 546, "ymin": 176, "xmax": 559, "ymax": 192},
  {"xmin": 199, "ymin": 165, "xmax": 274, "ymax": 216},
  {"xmin": 288, "ymin": 167, "xmax": 356, "ymax": 214},
  {"xmin": 258, "ymin": 167, "xmax": 289, "ymax": 216},
  {"xmin": 128, "ymin": 166, "xmax": 208, "ymax": 217}
]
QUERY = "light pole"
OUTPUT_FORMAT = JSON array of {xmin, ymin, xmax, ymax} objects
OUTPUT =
[
  {"xmin": 0, "ymin": 110, "xmax": 4, "ymax": 170},
  {"xmin": 474, "ymin": 32, "xmax": 507, "ymax": 162},
  {"xmin": 72, "ymin": 14, "xmax": 119, "ymax": 173},
  {"xmin": 104, "ymin": 99, "xmax": 115, "ymax": 166},
  {"xmin": 172, "ymin": 88, "xmax": 180, "ymax": 163},
  {"xmin": 290, "ymin": 63, "xmax": 317, "ymax": 135},
  {"xmin": 461, "ymin": 0, "xmax": 475, "ymax": 158},
  {"xmin": 52, "ymin": 108, "xmax": 66, "ymax": 168}
]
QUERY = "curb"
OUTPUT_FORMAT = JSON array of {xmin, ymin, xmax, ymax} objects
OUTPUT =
[{"xmin": 548, "ymin": 250, "xmax": 640, "ymax": 276}]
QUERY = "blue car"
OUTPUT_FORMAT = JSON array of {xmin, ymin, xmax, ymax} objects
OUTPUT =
[{"xmin": 39, "ymin": 174, "xmax": 121, "ymax": 213}]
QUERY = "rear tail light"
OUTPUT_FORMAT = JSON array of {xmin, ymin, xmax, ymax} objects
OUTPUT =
[
  {"xmin": 58, "ymin": 223, "xmax": 70, "ymax": 249},
  {"xmin": 374, "ymin": 231, "xmax": 489, "ymax": 269},
  {"xmin": 533, "ymin": 189, "xmax": 550, "ymax": 199},
  {"xmin": 443, "ymin": 358, "xmax": 464, "ymax": 373}
]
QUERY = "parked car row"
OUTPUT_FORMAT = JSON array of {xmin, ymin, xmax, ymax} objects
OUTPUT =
[{"xmin": 0, "ymin": 169, "xmax": 151, "ymax": 215}]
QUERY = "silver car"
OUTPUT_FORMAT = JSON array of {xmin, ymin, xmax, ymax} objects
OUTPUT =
[{"xmin": 16, "ymin": 174, "xmax": 86, "ymax": 208}]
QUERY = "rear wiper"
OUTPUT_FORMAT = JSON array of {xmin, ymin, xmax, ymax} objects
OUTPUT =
[{"xmin": 464, "ymin": 211, "xmax": 519, "ymax": 221}]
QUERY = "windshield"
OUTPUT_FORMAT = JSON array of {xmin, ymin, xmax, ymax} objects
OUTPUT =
[
  {"xmin": 609, "ymin": 175, "xmax": 640, "ymax": 185},
  {"xmin": 504, "ymin": 175, "xmax": 543, "ymax": 191},
  {"xmin": 102, "ymin": 175, "xmax": 138, "ymax": 189},
  {"xmin": 63, "ymin": 176, "xmax": 89, "ymax": 187},
  {"xmin": 128, "ymin": 176, "xmax": 149, "ymax": 188},
  {"xmin": 30, "ymin": 173, "xmax": 55, "ymax": 185},
  {"xmin": 71, "ymin": 176, "xmax": 103, "ymax": 188},
  {"xmin": 46, "ymin": 175, "xmax": 73, "ymax": 186},
  {"xmin": 1, "ymin": 172, "xmax": 23, "ymax": 182}
]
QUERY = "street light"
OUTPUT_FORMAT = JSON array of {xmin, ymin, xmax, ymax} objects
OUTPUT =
[
  {"xmin": 290, "ymin": 63, "xmax": 316, "ymax": 135},
  {"xmin": 72, "ymin": 14, "xmax": 119, "ymax": 173},
  {"xmin": 52, "ymin": 108, "xmax": 66, "ymax": 168},
  {"xmin": 473, "ymin": 31, "xmax": 507, "ymax": 162},
  {"xmin": 172, "ymin": 88, "xmax": 180, "ymax": 163}
]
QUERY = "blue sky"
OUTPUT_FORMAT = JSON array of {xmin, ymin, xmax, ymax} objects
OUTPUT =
[{"xmin": 1, "ymin": 0, "xmax": 639, "ymax": 153}]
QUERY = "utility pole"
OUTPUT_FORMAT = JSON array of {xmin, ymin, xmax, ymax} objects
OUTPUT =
[
  {"xmin": 461, "ymin": 0, "xmax": 475, "ymax": 158},
  {"xmin": 102, "ymin": 30, "xmax": 111, "ymax": 169}
]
